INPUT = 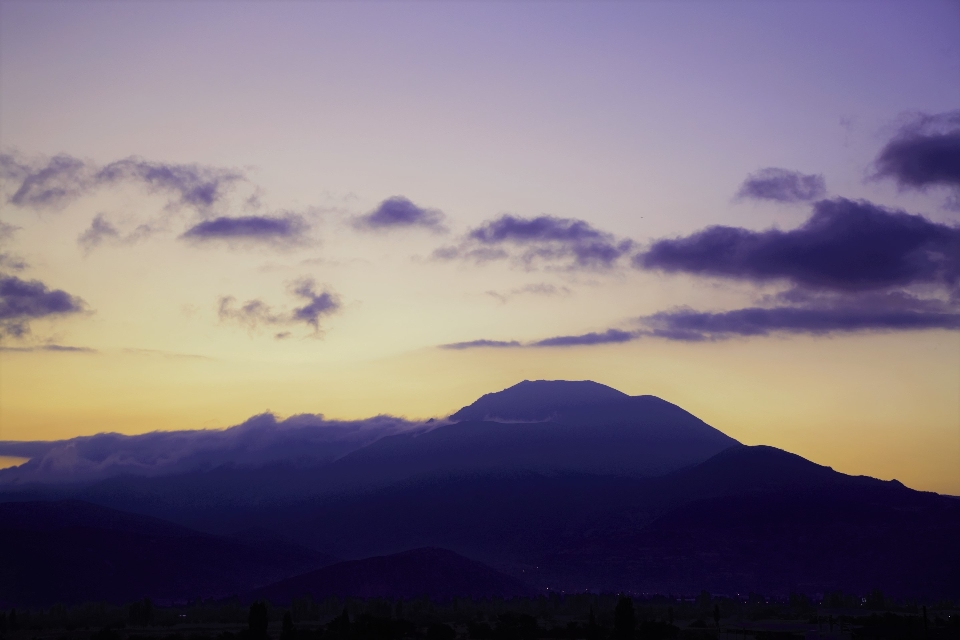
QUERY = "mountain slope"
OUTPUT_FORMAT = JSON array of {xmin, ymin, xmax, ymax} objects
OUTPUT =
[
  {"xmin": 538, "ymin": 446, "xmax": 960, "ymax": 598},
  {"xmin": 0, "ymin": 501, "xmax": 335, "ymax": 607},
  {"xmin": 0, "ymin": 382, "xmax": 738, "ymax": 532}
]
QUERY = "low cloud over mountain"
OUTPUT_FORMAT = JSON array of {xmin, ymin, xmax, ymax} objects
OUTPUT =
[{"xmin": 0, "ymin": 412, "xmax": 426, "ymax": 485}]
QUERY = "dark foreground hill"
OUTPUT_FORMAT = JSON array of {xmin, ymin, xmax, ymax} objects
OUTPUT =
[
  {"xmin": 0, "ymin": 501, "xmax": 334, "ymax": 607},
  {"xmin": 250, "ymin": 548, "xmax": 534, "ymax": 604}
]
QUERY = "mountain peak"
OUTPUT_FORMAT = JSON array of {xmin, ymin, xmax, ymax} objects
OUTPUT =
[{"xmin": 450, "ymin": 379, "xmax": 629, "ymax": 422}]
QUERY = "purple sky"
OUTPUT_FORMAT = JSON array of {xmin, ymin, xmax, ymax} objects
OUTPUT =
[{"xmin": 1, "ymin": 1, "xmax": 958, "ymax": 493}]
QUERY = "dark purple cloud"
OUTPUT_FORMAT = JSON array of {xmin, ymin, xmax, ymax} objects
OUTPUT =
[
  {"xmin": 874, "ymin": 110, "xmax": 960, "ymax": 191},
  {"xmin": 440, "ymin": 339, "xmax": 522, "ymax": 350},
  {"xmin": 641, "ymin": 292, "xmax": 960, "ymax": 341},
  {"xmin": 182, "ymin": 214, "xmax": 308, "ymax": 245},
  {"xmin": 531, "ymin": 328, "xmax": 637, "ymax": 347},
  {"xmin": 735, "ymin": 168, "xmax": 826, "ymax": 203},
  {"xmin": 2, "ymin": 153, "xmax": 244, "ymax": 211},
  {"xmin": 289, "ymin": 278, "xmax": 340, "ymax": 331},
  {"xmin": 218, "ymin": 278, "xmax": 340, "ymax": 337},
  {"xmin": 436, "ymin": 214, "xmax": 633, "ymax": 270},
  {"xmin": 636, "ymin": 198, "xmax": 960, "ymax": 291},
  {"xmin": 0, "ymin": 275, "xmax": 87, "ymax": 338},
  {"xmin": 354, "ymin": 196, "xmax": 446, "ymax": 232}
]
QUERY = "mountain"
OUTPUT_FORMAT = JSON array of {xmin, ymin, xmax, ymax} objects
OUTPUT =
[
  {"xmin": 537, "ymin": 446, "xmax": 960, "ymax": 598},
  {"xmin": 449, "ymin": 380, "xmax": 629, "ymax": 422},
  {"xmin": 250, "ymin": 548, "xmax": 534, "ymax": 604},
  {"xmin": 0, "ymin": 381, "xmax": 738, "ymax": 531},
  {"xmin": 0, "ymin": 500, "xmax": 335, "ymax": 607},
  {"xmin": 1, "ymin": 381, "xmax": 957, "ymax": 602},
  {"xmin": 253, "ymin": 445, "xmax": 960, "ymax": 600}
]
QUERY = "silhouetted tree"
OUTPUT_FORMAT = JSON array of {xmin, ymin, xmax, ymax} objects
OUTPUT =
[
  {"xmin": 280, "ymin": 612, "xmax": 295, "ymax": 640},
  {"xmin": 712, "ymin": 604, "xmax": 720, "ymax": 632},
  {"xmin": 0, "ymin": 612, "xmax": 7, "ymax": 634},
  {"xmin": 866, "ymin": 589, "xmax": 886, "ymax": 610},
  {"xmin": 467, "ymin": 621, "xmax": 494, "ymax": 639},
  {"xmin": 667, "ymin": 607, "xmax": 673, "ymax": 626},
  {"xmin": 327, "ymin": 607, "xmax": 350, "ymax": 640},
  {"xmin": 923, "ymin": 605, "xmax": 929, "ymax": 639},
  {"xmin": 496, "ymin": 613, "xmax": 539, "ymax": 640},
  {"xmin": 249, "ymin": 601, "xmax": 269, "ymax": 640},
  {"xmin": 129, "ymin": 598, "xmax": 154, "ymax": 626},
  {"xmin": 614, "ymin": 596, "xmax": 636, "ymax": 639},
  {"xmin": 427, "ymin": 623, "xmax": 456, "ymax": 640}
]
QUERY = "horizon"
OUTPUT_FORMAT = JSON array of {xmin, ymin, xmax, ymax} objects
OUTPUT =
[{"xmin": 1, "ymin": 1, "xmax": 959, "ymax": 501}]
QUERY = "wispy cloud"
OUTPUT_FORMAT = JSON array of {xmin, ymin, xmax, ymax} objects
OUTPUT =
[
  {"xmin": 735, "ymin": 167, "xmax": 826, "ymax": 203},
  {"xmin": 439, "ymin": 339, "xmax": 522, "ymax": 350},
  {"xmin": 0, "ymin": 344, "xmax": 96, "ymax": 353},
  {"xmin": 218, "ymin": 277, "xmax": 341, "ymax": 337},
  {"xmin": 639, "ymin": 291, "xmax": 960, "ymax": 341},
  {"xmin": 0, "ymin": 221, "xmax": 27, "ymax": 271},
  {"xmin": 530, "ymin": 328, "xmax": 637, "ymax": 347},
  {"xmin": 77, "ymin": 214, "xmax": 155, "ymax": 254},
  {"xmin": 485, "ymin": 283, "xmax": 571, "ymax": 304},
  {"xmin": 1, "ymin": 152, "xmax": 244, "ymax": 212},
  {"xmin": 353, "ymin": 196, "xmax": 446, "ymax": 232}
]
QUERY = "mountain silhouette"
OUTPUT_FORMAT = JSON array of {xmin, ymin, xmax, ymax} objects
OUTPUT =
[
  {"xmin": 533, "ymin": 445, "xmax": 960, "ymax": 598},
  {"xmin": 0, "ymin": 381, "xmax": 738, "ymax": 531},
  {"xmin": 0, "ymin": 381, "xmax": 957, "ymax": 603},
  {"xmin": 449, "ymin": 379, "xmax": 629, "ymax": 422},
  {"xmin": 250, "ymin": 547, "xmax": 534, "ymax": 604}
]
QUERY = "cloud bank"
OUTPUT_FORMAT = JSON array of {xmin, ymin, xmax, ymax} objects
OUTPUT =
[
  {"xmin": 353, "ymin": 196, "xmax": 446, "ymax": 232},
  {"xmin": 736, "ymin": 168, "xmax": 826, "ymax": 203},
  {"xmin": 0, "ymin": 412, "xmax": 428, "ymax": 485},
  {"xmin": 635, "ymin": 198, "xmax": 960, "ymax": 291},
  {"xmin": 435, "ymin": 214, "xmax": 633, "ymax": 270}
]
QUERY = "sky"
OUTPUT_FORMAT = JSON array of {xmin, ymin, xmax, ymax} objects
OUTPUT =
[{"xmin": 1, "ymin": 1, "xmax": 959, "ymax": 493}]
